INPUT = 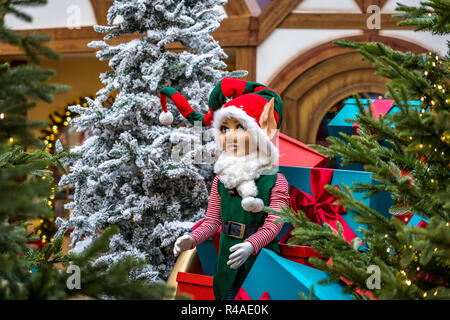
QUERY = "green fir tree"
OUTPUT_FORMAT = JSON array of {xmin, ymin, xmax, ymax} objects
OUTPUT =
[
  {"xmin": 0, "ymin": 0, "xmax": 173, "ymax": 299},
  {"xmin": 266, "ymin": 0, "xmax": 449, "ymax": 300}
]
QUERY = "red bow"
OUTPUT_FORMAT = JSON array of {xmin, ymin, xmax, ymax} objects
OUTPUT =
[
  {"xmin": 234, "ymin": 287, "xmax": 270, "ymax": 300},
  {"xmin": 289, "ymin": 168, "xmax": 357, "ymax": 243}
]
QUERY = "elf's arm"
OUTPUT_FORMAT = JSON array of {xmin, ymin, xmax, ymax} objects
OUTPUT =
[
  {"xmin": 188, "ymin": 175, "xmax": 222, "ymax": 249},
  {"xmin": 244, "ymin": 173, "xmax": 290, "ymax": 255}
]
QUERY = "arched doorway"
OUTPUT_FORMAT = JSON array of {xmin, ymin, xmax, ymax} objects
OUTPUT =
[{"xmin": 269, "ymin": 34, "xmax": 429, "ymax": 143}]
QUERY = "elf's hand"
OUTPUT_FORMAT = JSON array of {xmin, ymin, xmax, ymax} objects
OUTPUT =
[
  {"xmin": 227, "ymin": 241, "xmax": 254, "ymax": 269},
  {"xmin": 173, "ymin": 234, "xmax": 194, "ymax": 257}
]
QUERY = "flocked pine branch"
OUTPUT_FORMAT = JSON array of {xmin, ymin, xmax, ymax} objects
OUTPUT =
[{"xmin": 54, "ymin": 0, "xmax": 247, "ymax": 283}]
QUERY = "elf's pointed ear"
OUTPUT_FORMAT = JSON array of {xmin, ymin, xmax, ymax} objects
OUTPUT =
[{"xmin": 259, "ymin": 98, "xmax": 277, "ymax": 140}]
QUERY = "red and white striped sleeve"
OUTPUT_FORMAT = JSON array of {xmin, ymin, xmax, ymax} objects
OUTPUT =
[
  {"xmin": 244, "ymin": 173, "xmax": 290, "ymax": 255},
  {"xmin": 188, "ymin": 175, "xmax": 222, "ymax": 248}
]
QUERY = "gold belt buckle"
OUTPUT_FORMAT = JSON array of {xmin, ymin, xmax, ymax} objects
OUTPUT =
[{"xmin": 228, "ymin": 221, "xmax": 246, "ymax": 239}]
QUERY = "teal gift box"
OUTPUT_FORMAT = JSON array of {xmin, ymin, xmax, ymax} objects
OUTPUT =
[
  {"xmin": 407, "ymin": 214, "xmax": 429, "ymax": 228},
  {"xmin": 327, "ymin": 98, "xmax": 421, "ymax": 170},
  {"xmin": 189, "ymin": 220, "xmax": 220, "ymax": 276},
  {"xmin": 278, "ymin": 166, "xmax": 393, "ymax": 241},
  {"xmin": 190, "ymin": 218, "xmax": 292, "ymax": 277},
  {"xmin": 240, "ymin": 248, "xmax": 352, "ymax": 300},
  {"xmin": 277, "ymin": 222, "xmax": 292, "ymax": 241}
]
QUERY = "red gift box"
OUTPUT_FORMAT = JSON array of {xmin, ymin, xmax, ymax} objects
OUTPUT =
[
  {"xmin": 278, "ymin": 225, "xmax": 323, "ymax": 268},
  {"xmin": 176, "ymin": 271, "xmax": 215, "ymax": 300},
  {"xmin": 279, "ymin": 228, "xmax": 377, "ymax": 299},
  {"xmin": 278, "ymin": 132, "xmax": 328, "ymax": 168},
  {"xmin": 394, "ymin": 213, "xmax": 414, "ymax": 225}
]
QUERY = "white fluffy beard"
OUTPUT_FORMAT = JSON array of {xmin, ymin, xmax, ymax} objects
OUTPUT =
[{"xmin": 214, "ymin": 150, "xmax": 273, "ymax": 212}]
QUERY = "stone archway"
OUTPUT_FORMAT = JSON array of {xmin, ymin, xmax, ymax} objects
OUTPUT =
[{"xmin": 269, "ymin": 33, "xmax": 429, "ymax": 143}]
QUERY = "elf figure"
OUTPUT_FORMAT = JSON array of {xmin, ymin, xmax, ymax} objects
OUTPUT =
[{"xmin": 159, "ymin": 77, "xmax": 289, "ymax": 300}]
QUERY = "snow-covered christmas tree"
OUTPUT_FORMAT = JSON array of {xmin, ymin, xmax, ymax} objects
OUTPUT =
[{"xmin": 55, "ymin": 0, "xmax": 246, "ymax": 282}]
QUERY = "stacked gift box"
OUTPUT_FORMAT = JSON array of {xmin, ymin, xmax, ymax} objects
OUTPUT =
[
  {"xmin": 236, "ymin": 248, "xmax": 352, "ymax": 300},
  {"xmin": 236, "ymin": 165, "xmax": 394, "ymax": 300},
  {"xmin": 407, "ymin": 214, "xmax": 429, "ymax": 228},
  {"xmin": 327, "ymin": 98, "xmax": 421, "ymax": 171},
  {"xmin": 328, "ymin": 98, "xmax": 423, "ymax": 227}
]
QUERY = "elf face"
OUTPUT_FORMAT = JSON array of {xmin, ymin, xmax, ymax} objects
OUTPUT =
[{"xmin": 219, "ymin": 117, "xmax": 253, "ymax": 157}]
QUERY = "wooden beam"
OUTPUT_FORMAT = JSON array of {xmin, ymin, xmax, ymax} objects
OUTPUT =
[
  {"xmin": 235, "ymin": 46, "xmax": 257, "ymax": 81},
  {"xmin": 215, "ymin": 16, "xmax": 258, "ymax": 46},
  {"xmin": 279, "ymin": 13, "xmax": 415, "ymax": 30},
  {"xmin": 0, "ymin": 16, "xmax": 258, "ymax": 56},
  {"xmin": 90, "ymin": 0, "xmax": 112, "ymax": 25},
  {"xmin": 244, "ymin": 0, "xmax": 263, "ymax": 17},
  {"xmin": 224, "ymin": 0, "xmax": 251, "ymax": 16},
  {"xmin": 258, "ymin": 0, "xmax": 303, "ymax": 44}
]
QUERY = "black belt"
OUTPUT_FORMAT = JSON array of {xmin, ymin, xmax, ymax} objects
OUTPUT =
[{"xmin": 222, "ymin": 221, "xmax": 262, "ymax": 240}]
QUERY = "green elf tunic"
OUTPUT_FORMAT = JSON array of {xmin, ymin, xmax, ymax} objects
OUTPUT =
[{"xmin": 213, "ymin": 169, "xmax": 281, "ymax": 300}]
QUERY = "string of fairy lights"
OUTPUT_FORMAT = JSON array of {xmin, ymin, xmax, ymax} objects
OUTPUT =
[
  {"xmin": 386, "ymin": 51, "xmax": 449, "ymax": 298},
  {"xmin": 40, "ymin": 96, "xmax": 94, "ymax": 153},
  {"xmin": 416, "ymin": 52, "xmax": 449, "ymax": 192},
  {"xmin": 1, "ymin": 95, "xmax": 92, "ymax": 245},
  {"xmin": 34, "ymin": 96, "xmax": 94, "ymax": 245}
]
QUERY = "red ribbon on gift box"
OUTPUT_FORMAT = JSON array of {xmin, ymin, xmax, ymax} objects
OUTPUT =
[
  {"xmin": 289, "ymin": 168, "xmax": 358, "ymax": 243},
  {"xmin": 234, "ymin": 287, "xmax": 270, "ymax": 300},
  {"xmin": 353, "ymin": 99, "xmax": 395, "ymax": 135}
]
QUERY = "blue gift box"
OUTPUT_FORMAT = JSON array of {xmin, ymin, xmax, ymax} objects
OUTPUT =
[
  {"xmin": 189, "ymin": 221, "xmax": 219, "ymax": 276},
  {"xmin": 241, "ymin": 248, "xmax": 352, "ymax": 300},
  {"xmin": 279, "ymin": 166, "xmax": 393, "ymax": 241},
  {"xmin": 327, "ymin": 98, "xmax": 421, "ymax": 170},
  {"xmin": 407, "ymin": 214, "xmax": 429, "ymax": 228},
  {"xmin": 190, "ymin": 220, "xmax": 292, "ymax": 276},
  {"xmin": 194, "ymin": 240, "xmax": 216, "ymax": 277},
  {"xmin": 189, "ymin": 185, "xmax": 293, "ymax": 277},
  {"xmin": 277, "ymin": 222, "xmax": 292, "ymax": 241}
]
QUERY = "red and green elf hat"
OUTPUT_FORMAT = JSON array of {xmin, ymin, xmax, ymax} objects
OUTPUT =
[
  {"xmin": 159, "ymin": 77, "xmax": 283, "ymax": 129},
  {"xmin": 159, "ymin": 77, "xmax": 283, "ymax": 164}
]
